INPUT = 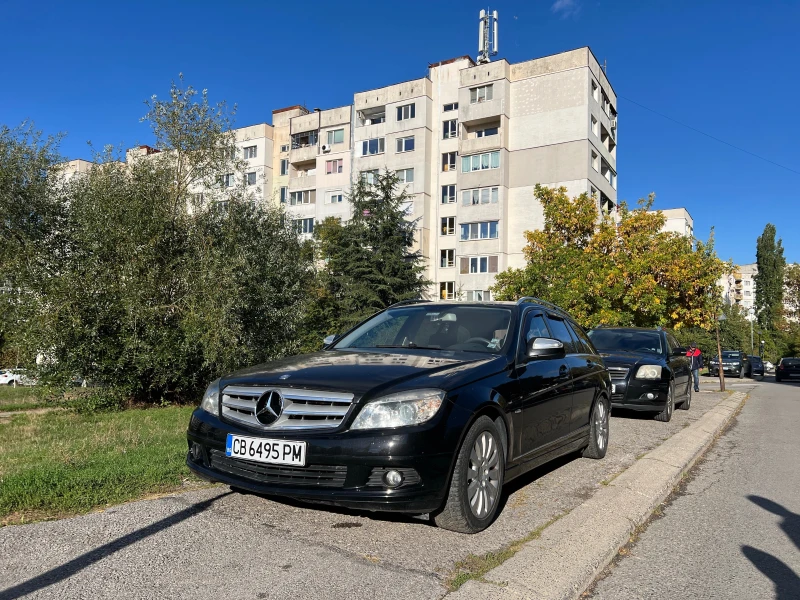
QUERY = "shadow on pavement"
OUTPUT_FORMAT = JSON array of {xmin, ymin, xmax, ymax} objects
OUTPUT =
[
  {"xmin": 741, "ymin": 545, "xmax": 800, "ymax": 600},
  {"xmin": 0, "ymin": 492, "xmax": 230, "ymax": 600},
  {"xmin": 748, "ymin": 495, "xmax": 800, "ymax": 553}
]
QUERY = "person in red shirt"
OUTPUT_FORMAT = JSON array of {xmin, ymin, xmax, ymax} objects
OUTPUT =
[{"xmin": 686, "ymin": 342, "xmax": 703, "ymax": 392}]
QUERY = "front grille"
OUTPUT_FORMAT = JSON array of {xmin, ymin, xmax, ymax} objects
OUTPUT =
[
  {"xmin": 221, "ymin": 385, "xmax": 355, "ymax": 431},
  {"xmin": 607, "ymin": 367, "xmax": 630, "ymax": 381},
  {"xmin": 209, "ymin": 450, "xmax": 347, "ymax": 488}
]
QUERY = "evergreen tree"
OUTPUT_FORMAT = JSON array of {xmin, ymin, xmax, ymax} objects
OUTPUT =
[{"xmin": 754, "ymin": 223, "xmax": 785, "ymax": 329}]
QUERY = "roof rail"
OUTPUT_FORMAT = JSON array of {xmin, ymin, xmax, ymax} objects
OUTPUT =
[
  {"xmin": 388, "ymin": 299, "xmax": 428, "ymax": 308},
  {"xmin": 516, "ymin": 296, "xmax": 571, "ymax": 318}
]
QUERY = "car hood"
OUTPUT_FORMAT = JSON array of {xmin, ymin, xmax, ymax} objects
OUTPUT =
[
  {"xmin": 220, "ymin": 349, "xmax": 505, "ymax": 398},
  {"xmin": 600, "ymin": 351, "xmax": 666, "ymax": 369}
]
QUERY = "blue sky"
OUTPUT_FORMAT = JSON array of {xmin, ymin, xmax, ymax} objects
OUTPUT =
[{"xmin": 2, "ymin": 0, "xmax": 797, "ymax": 265}]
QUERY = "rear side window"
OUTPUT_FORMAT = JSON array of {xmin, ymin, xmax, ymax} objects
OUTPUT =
[
  {"xmin": 568, "ymin": 321, "xmax": 596, "ymax": 355},
  {"xmin": 545, "ymin": 316, "xmax": 576, "ymax": 354}
]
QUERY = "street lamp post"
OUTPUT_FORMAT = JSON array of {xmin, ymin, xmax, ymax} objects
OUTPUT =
[
  {"xmin": 748, "ymin": 307, "xmax": 755, "ymax": 355},
  {"xmin": 716, "ymin": 312, "xmax": 726, "ymax": 392}
]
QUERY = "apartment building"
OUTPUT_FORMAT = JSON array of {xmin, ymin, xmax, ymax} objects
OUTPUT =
[
  {"xmin": 720, "ymin": 263, "xmax": 758, "ymax": 310},
  {"xmin": 657, "ymin": 208, "xmax": 694, "ymax": 237}
]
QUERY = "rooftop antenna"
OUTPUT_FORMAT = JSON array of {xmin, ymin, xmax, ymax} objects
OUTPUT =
[{"xmin": 477, "ymin": 8, "xmax": 498, "ymax": 65}]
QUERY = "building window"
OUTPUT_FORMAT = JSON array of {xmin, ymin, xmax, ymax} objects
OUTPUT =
[
  {"xmin": 465, "ymin": 290, "xmax": 491, "ymax": 301},
  {"xmin": 744, "ymin": 280, "xmax": 750, "ymax": 286},
  {"xmin": 243, "ymin": 145, "xmax": 257, "ymax": 159},
  {"xmin": 361, "ymin": 137, "xmax": 385, "ymax": 156},
  {"xmin": 280, "ymin": 159, "xmax": 289, "ymax": 176},
  {"xmin": 440, "ymin": 249, "xmax": 455, "ymax": 268},
  {"xmin": 461, "ymin": 151, "xmax": 500, "ymax": 172},
  {"xmin": 396, "ymin": 103, "xmax": 416, "ymax": 121},
  {"xmin": 397, "ymin": 168, "xmax": 414, "ymax": 183},
  {"xmin": 590, "ymin": 185, "xmax": 598, "ymax": 200},
  {"xmin": 591, "ymin": 80, "xmax": 599, "ymax": 102},
  {"xmin": 280, "ymin": 187, "xmax": 288, "ymax": 203},
  {"xmin": 360, "ymin": 107, "xmax": 385, "ymax": 125},
  {"xmin": 600, "ymin": 158, "xmax": 616, "ymax": 189},
  {"xmin": 744, "ymin": 291, "xmax": 751, "ymax": 297},
  {"xmin": 293, "ymin": 218, "xmax": 314, "ymax": 234},
  {"xmin": 289, "ymin": 190, "xmax": 316, "ymax": 205},
  {"xmin": 280, "ymin": 144, "xmax": 289, "ymax": 153},
  {"xmin": 591, "ymin": 115, "xmax": 598, "ymax": 136},
  {"xmin": 327, "ymin": 129, "xmax": 345, "ymax": 145},
  {"xmin": 246, "ymin": 171, "xmax": 257, "ymax": 186},
  {"xmin": 460, "ymin": 221, "xmax": 498, "ymax": 240},
  {"xmin": 470, "ymin": 84, "xmax": 493, "ymax": 103},
  {"xmin": 442, "ymin": 151, "xmax": 457, "ymax": 171},
  {"xmin": 292, "ymin": 130, "xmax": 318, "ymax": 149},
  {"xmin": 440, "ymin": 281, "xmax": 456, "ymax": 300},
  {"xmin": 396, "ymin": 136, "xmax": 415, "ymax": 153},
  {"xmin": 192, "ymin": 193, "xmax": 204, "ymax": 204},
  {"xmin": 462, "ymin": 186, "xmax": 498, "ymax": 205},
  {"xmin": 441, "ymin": 184, "xmax": 456, "ymax": 204},
  {"xmin": 443, "ymin": 102, "xmax": 458, "ymax": 112},
  {"xmin": 475, "ymin": 126, "xmax": 498, "ymax": 138},
  {"xmin": 326, "ymin": 159, "xmax": 343, "ymax": 174},
  {"xmin": 220, "ymin": 173, "xmax": 234, "ymax": 187},
  {"xmin": 327, "ymin": 191, "xmax": 343, "ymax": 204},
  {"xmin": 441, "ymin": 217, "xmax": 456, "ymax": 236},
  {"xmin": 443, "ymin": 119, "xmax": 458, "ymax": 140},
  {"xmin": 591, "ymin": 150, "xmax": 599, "ymax": 171},
  {"xmin": 362, "ymin": 169, "xmax": 379, "ymax": 185},
  {"xmin": 461, "ymin": 255, "xmax": 498, "ymax": 274}
]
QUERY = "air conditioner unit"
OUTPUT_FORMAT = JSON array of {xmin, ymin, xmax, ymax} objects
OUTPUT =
[{"xmin": 321, "ymin": 144, "xmax": 331, "ymax": 153}]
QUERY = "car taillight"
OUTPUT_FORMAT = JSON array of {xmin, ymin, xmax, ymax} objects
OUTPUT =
[{"xmin": 778, "ymin": 364, "xmax": 784, "ymax": 370}]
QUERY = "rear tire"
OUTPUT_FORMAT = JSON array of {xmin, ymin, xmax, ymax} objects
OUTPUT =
[
  {"xmin": 655, "ymin": 383, "xmax": 674, "ymax": 422},
  {"xmin": 678, "ymin": 385, "xmax": 692, "ymax": 410},
  {"xmin": 583, "ymin": 396, "xmax": 609, "ymax": 459},
  {"xmin": 433, "ymin": 416, "xmax": 504, "ymax": 534}
]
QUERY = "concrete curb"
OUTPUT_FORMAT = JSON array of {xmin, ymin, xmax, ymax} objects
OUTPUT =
[{"xmin": 446, "ymin": 391, "xmax": 748, "ymax": 600}]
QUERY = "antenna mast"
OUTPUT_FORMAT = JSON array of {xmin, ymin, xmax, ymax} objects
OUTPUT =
[{"xmin": 477, "ymin": 8, "xmax": 498, "ymax": 65}]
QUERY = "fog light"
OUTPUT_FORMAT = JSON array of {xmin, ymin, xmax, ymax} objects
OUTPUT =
[
  {"xmin": 646, "ymin": 393, "xmax": 655, "ymax": 400},
  {"xmin": 384, "ymin": 470, "xmax": 404, "ymax": 488}
]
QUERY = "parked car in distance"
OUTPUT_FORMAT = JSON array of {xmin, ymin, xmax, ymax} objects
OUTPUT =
[
  {"xmin": 775, "ymin": 357, "xmax": 800, "ymax": 382},
  {"xmin": 587, "ymin": 327, "xmax": 692, "ymax": 422},
  {"xmin": 708, "ymin": 350, "xmax": 751, "ymax": 379},
  {"xmin": 186, "ymin": 298, "xmax": 612, "ymax": 533},
  {"xmin": 748, "ymin": 356, "xmax": 765, "ymax": 379},
  {"xmin": 0, "ymin": 369, "xmax": 36, "ymax": 386},
  {"xmin": 764, "ymin": 360, "xmax": 775, "ymax": 373}
]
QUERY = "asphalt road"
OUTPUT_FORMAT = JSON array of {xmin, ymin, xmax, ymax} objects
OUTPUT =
[
  {"xmin": 0, "ymin": 384, "xmax": 733, "ymax": 600},
  {"xmin": 589, "ymin": 376, "xmax": 800, "ymax": 600}
]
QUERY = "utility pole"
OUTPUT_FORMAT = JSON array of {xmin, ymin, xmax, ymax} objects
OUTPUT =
[{"xmin": 716, "ymin": 311, "xmax": 726, "ymax": 392}]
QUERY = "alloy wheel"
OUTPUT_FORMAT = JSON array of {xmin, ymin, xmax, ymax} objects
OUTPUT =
[
  {"xmin": 467, "ymin": 431, "xmax": 501, "ymax": 519},
  {"xmin": 595, "ymin": 400, "xmax": 608, "ymax": 452}
]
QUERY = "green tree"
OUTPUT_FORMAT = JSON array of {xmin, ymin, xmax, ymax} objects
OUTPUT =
[
  {"xmin": 754, "ymin": 223, "xmax": 785, "ymax": 329},
  {"xmin": 784, "ymin": 262, "xmax": 800, "ymax": 322},
  {"xmin": 492, "ymin": 185, "xmax": 727, "ymax": 331},
  {"xmin": 305, "ymin": 170, "xmax": 428, "ymax": 347}
]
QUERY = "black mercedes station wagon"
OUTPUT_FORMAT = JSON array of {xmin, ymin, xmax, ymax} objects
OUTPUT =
[
  {"xmin": 187, "ymin": 298, "xmax": 611, "ymax": 533},
  {"xmin": 587, "ymin": 327, "xmax": 692, "ymax": 422}
]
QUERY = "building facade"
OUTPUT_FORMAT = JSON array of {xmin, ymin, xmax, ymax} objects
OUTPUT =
[{"xmin": 658, "ymin": 208, "xmax": 694, "ymax": 237}]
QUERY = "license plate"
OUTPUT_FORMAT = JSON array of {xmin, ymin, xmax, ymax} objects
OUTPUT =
[
  {"xmin": 226, "ymin": 434, "xmax": 306, "ymax": 467},
  {"xmin": 612, "ymin": 384, "xmax": 616, "ymax": 393}
]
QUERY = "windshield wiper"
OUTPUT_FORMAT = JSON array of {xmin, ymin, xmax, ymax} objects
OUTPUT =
[{"xmin": 374, "ymin": 344, "xmax": 441, "ymax": 350}]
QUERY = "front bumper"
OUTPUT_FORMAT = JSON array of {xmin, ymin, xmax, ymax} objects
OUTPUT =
[
  {"xmin": 186, "ymin": 406, "xmax": 464, "ymax": 513},
  {"xmin": 708, "ymin": 364, "xmax": 742, "ymax": 376},
  {"xmin": 610, "ymin": 378, "xmax": 669, "ymax": 411}
]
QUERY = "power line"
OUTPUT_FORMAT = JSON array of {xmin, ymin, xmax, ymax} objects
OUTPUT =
[{"xmin": 619, "ymin": 95, "xmax": 800, "ymax": 177}]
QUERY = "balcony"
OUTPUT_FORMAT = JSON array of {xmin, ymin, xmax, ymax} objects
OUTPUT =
[
  {"xmin": 288, "ymin": 174, "xmax": 316, "ymax": 191},
  {"xmin": 290, "ymin": 144, "xmax": 317, "ymax": 164},
  {"xmin": 460, "ymin": 122, "xmax": 504, "ymax": 156}
]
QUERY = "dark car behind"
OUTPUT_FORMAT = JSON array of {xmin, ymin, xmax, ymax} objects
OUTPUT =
[
  {"xmin": 776, "ymin": 357, "xmax": 800, "ymax": 382},
  {"xmin": 748, "ymin": 355, "xmax": 765, "ymax": 378},
  {"xmin": 708, "ymin": 350, "xmax": 750, "ymax": 378}
]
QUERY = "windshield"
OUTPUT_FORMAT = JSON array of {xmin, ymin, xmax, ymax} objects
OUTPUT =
[
  {"xmin": 587, "ymin": 330, "xmax": 664, "ymax": 355},
  {"xmin": 722, "ymin": 351, "xmax": 741, "ymax": 359},
  {"xmin": 333, "ymin": 306, "xmax": 513, "ymax": 354}
]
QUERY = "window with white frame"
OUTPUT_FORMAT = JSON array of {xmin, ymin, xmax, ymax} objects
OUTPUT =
[
  {"xmin": 591, "ymin": 150, "xmax": 599, "ymax": 171},
  {"xmin": 396, "ymin": 103, "xmax": 415, "ymax": 121},
  {"xmin": 326, "ymin": 159, "xmax": 343, "ymax": 174},
  {"xmin": 192, "ymin": 193, "xmax": 204, "ymax": 204},
  {"xmin": 443, "ymin": 102, "xmax": 458, "ymax": 112},
  {"xmin": 397, "ymin": 168, "xmax": 414, "ymax": 183},
  {"xmin": 440, "ymin": 281, "xmax": 456, "ymax": 300},
  {"xmin": 591, "ymin": 80, "xmax": 599, "ymax": 102},
  {"xmin": 280, "ymin": 144, "xmax": 289, "ymax": 153},
  {"xmin": 441, "ymin": 217, "xmax": 455, "ymax": 236},
  {"xmin": 443, "ymin": 119, "xmax": 458, "ymax": 139},
  {"xmin": 440, "ymin": 249, "xmax": 455, "ymax": 268},
  {"xmin": 246, "ymin": 172, "xmax": 257, "ymax": 186},
  {"xmin": 441, "ymin": 184, "xmax": 456, "ymax": 204},
  {"xmin": 591, "ymin": 115, "xmax": 598, "ymax": 136},
  {"xmin": 289, "ymin": 190, "xmax": 316, "ymax": 205},
  {"xmin": 462, "ymin": 186, "xmax": 499, "ymax": 205},
  {"xmin": 475, "ymin": 126, "xmax": 498, "ymax": 138},
  {"xmin": 465, "ymin": 290, "xmax": 491, "ymax": 301},
  {"xmin": 293, "ymin": 218, "xmax": 314, "ymax": 234},
  {"xmin": 220, "ymin": 173, "xmax": 234, "ymax": 187},
  {"xmin": 362, "ymin": 169, "xmax": 379, "ymax": 184},
  {"xmin": 461, "ymin": 151, "xmax": 500, "ymax": 172},
  {"xmin": 396, "ymin": 136, "xmax": 415, "ymax": 153},
  {"xmin": 461, "ymin": 255, "xmax": 499, "ymax": 274},
  {"xmin": 460, "ymin": 221, "xmax": 498, "ymax": 240},
  {"xmin": 243, "ymin": 145, "xmax": 257, "ymax": 159},
  {"xmin": 361, "ymin": 137, "xmax": 385, "ymax": 156},
  {"xmin": 442, "ymin": 151, "xmax": 457, "ymax": 171},
  {"xmin": 280, "ymin": 159, "xmax": 289, "ymax": 176},
  {"xmin": 327, "ymin": 190, "xmax": 343, "ymax": 204},
  {"xmin": 470, "ymin": 84, "xmax": 493, "ymax": 103},
  {"xmin": 327, "ymin": 129, "xmax": 344, "ymax": 145},
  {"xmin": 280, "ymin": 186, "xmax": 288, "ymax": 203}
]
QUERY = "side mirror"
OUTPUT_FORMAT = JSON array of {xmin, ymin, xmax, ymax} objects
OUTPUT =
[
  {"xmin": 673, "ymin": 347, "xmax": 687, "ymax": 356},
  {"xmin": 323, "ymin": 334, "xmax": 337, "ymax": 346},
  {"xmin": 526, "ymin": 337, "xmax": 566, "ymax": 360}
]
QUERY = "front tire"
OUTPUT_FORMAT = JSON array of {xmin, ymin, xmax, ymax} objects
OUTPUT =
[
  {"xmin": 655, "ymin": 383, "xmax": 674, "ymax": 422},
  {"xmin": 434, "ymin": 416, "xmax": 504, "ymax": 534},
  {"xmin": 583, "ymin": 396, "xmax": 609, "ymax": 459}
]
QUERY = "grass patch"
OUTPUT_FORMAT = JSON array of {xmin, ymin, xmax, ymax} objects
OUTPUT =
[
  {"xmin": 447, "ymin": 512, "xmax": 567, "ymax": 591},
  {"xmin": 0, "ymin": 386, "xmax": 49, "ymax": 412},
  {"xmin": 0, "ymin": 405, "xmax": 198, "ymax": 524}
]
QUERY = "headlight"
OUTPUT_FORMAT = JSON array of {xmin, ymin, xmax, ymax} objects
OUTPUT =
[
  {"xmin": 350, "ymin": 389, "xmax": 445, "ymax": 430},
  {"xmin": 635, "ymin": 365, "xmax": 663, "ymax": 380},
  {"xmin": 200, "ymin": 378, "xmax": 221, "ymax": 414}
]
